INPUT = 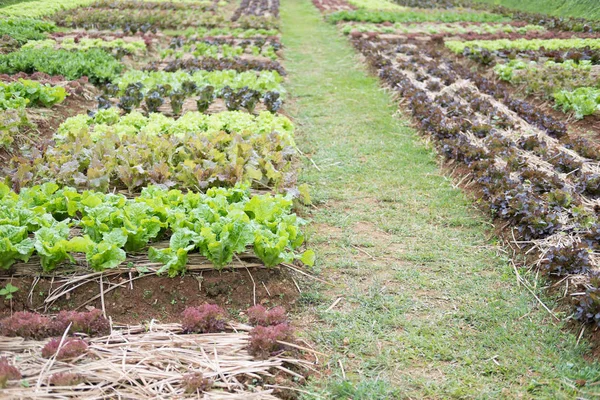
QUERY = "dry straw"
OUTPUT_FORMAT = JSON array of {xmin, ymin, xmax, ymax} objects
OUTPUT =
[{"xmin": 0, "ymin": 322, "xmax": 315, "ymax": 399}]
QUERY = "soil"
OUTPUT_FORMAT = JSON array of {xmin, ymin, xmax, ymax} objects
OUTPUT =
[
  {"xmin": 529, "ymin": 95, "xmax": 600, "ymax": 144},
  {"xmin": 404, "ymin": 36, "xmax": 600, "ymax": 146},
  {"xmin": 0, "ymin": 77, "xmax": 98, "ymax": 163},
  {"xmin": 312, "ymin": 0, "xmax": 354, "ymax": 12},
  {"xmin": 0, "ymin": 267, "xmax": 300, "ymax": 325},
  {"xmin": 28, "ymin": 88, "xmax": 98, "ymax": 141}
]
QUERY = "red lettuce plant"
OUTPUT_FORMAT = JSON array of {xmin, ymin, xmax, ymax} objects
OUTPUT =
[
  {"xmin": 181, "ymin": 304, "xmax": 227, "ymax": 334},
  {"xmin": 49, "ymin": 372, "xmax": 83, "ymax": 386},
  {"xmin": 42, "ymin": 338, "xmax": 88, "ymax": 360},
  {"xmin": 0, "ymin": 310, "xmax": 109, "ymax": 339},
  {"xmin": 248, "ymin": 323, "xmax": 294, "ymax": 359},
  {"xmin": 182, "ymin": 372, "xmax": 213, "ymax": 394},
  {"xmin": 542, "ymin": 243, "xmax": 591, "ymax": 276},
  {"xmin": 0, "ymin": 312, "xmax": 50, "ymax": 339},
  {"xmin": 0, "ymin": 357, "xmax": 21, "ymax": 388},
  {"xmin": 51, "ymin": 309, "xmax": 110, "ymax": 336},
  {"xmin": 246, "ymin": 305, "xmax": 288, "ymax": 326}
]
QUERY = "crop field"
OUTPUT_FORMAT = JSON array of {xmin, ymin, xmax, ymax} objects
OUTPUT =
[
  {"xmin": 332, "ymin": 1, "xmax": 600, "ymax": 327},
  {"xmin": 3, "ymin": 0, "xmax": 600, "ymax": 398},
  {"xmin": 0, "ymin": 0, "xmax": 319, "ymax": 398}
]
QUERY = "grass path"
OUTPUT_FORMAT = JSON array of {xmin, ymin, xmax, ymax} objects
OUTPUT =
[{"xmin": 281, "ymin": 0, "xmax": 600, "ymax": 398}]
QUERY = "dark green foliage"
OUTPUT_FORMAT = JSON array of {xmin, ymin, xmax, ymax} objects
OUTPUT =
[{"xmin": 196, "ymin": 85, "xmax": 215, "ymax": 112}]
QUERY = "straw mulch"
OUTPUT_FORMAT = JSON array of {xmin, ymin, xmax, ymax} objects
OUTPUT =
[{"xmin": 0, "ymin": 322, "xmax": 312, "ymax": 399}]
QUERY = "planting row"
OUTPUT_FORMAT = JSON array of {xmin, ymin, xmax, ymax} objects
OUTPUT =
[
  {"xmin": 101, "ymin": 69, "xmax": 284, "ymax": 114},
  {"xmin": 340, "ymin": 21, "xmax": 546, "ymax": 35},
  {"xmin": 0, "ymin": 304, "xmax": 296, "ymax": 390},
  {"xmin": 327, "ymin": 9, "xmax": 510, "ymax": 24},
  {"xmin": 349, "ymin": 33, "xmax": 600, "ymax": 325},
  {"xmin": 5, "ymin": 109, "xmax": 296, "ymax": 192},
  {"xmin": 0, "ymin": 182, "xmax": 312, "ymax": 275},
  {"xmin": 161, "ymin": 44, "xmax": 278, "ymax": 61},
  {"xmin": 50, "ymin": 0, "xmax": 279, "ymax": 33}
]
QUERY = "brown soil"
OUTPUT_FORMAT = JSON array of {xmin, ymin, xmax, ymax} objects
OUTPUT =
[
  {"xmin": 27, "ymin": 88, "xmax": 98, "ymax": 141},
  {"xmin": 312, "ymin": 0, "xmax": 354, "ymax": 12},
  {"xmin": 527, "ymin": 95, "xmax": 600, "ymax": 145},
  {"xmin": 0, "ymin": 79, "xmax": 98, "ymax": 163},
  {"xmin": 0, "ymin": 267, "xmax": 300, "ymax": 325},
  {"xmin": 428, "ymin": 39, "xmax": 600, "ymax": 146}
]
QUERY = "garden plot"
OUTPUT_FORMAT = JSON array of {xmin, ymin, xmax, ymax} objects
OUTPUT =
[
  {"xmin": 0, "ymin": 0, "xmax": 315, "ymax": 397},
  {"xmin": 340, "ymin": 21, "xmax": 547, "ymax": 36},
  {"xmin": 312, "ymin": 0, "xmax": 355, "ymax": 13},
  {"xmin": 324, "ymin": 2, "xmax": 600, "ymax": 331},
  {"xmin": 0, "ymin": 307, "xmax": 314, "ymax": 398},
  {"xmin": 451, "ymin": 38, "xmax": 600, "ymax": 122}
]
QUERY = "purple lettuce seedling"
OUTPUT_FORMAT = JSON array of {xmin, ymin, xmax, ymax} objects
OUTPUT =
[
  {"xmin": 181, "ymin": 304, "xmax": 227, "ymax": 334},
  {"xmin": 248, "ymin": 323, "xmax": 294, "ymax": 359},
  {"xmin": 0, "ymin": 357, "xmax": 21, "ymax": 388},
  {"xmin": 49, "ymin": 372, "xmax": 84, "ymax": 386},
  {"xmin": 0, "ymin": 311, "xmax": 50, "ymax": 339},
  {"xmin": 42, "ymin": 338, "xmax": 88, "ymax": 361},
  {"xmin": 182, "ymin": 372, "xmax": 212, "ymax": 394}
]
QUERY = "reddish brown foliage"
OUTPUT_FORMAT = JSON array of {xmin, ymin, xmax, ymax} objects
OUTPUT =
[
  {"xmin": 0, "ymin": 357, "xmax": 21, "ymax": 388},
  {"xmin": 246, "ymin": 305, "xmax": 288, "ymax": 326},
  {"xmin": 51, "ymin": 309, "xmax": 110, "ymax": 336},
  {"xmin": 182, "ymin": 372, "xmax": 213, "ymax": 394},
  {"xmin": 248, "ymin": 323, "xmax": 294, "ymax": 359},
  {"xmin": 42, "ymin": 338, "xmax": 88, "ymax": 360},
  {"xmin": 181, "ymin": 304, "xmax": 227, "ymax": 334},
  {"xmin": 0, "ymin": 312, "xmax": 51, "ymax": 339},
  {"xmin": 49, "ymin": 372, "xmax": 84, "ymax": 386}
]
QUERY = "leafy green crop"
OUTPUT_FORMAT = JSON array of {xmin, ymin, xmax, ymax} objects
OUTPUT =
[
  {"xmin": 54, "ymin": 108, "xmax": 294, "ymax": 142},
  {"xmin": 175, "ymin": 27, "xmax": 279, "ymax": 38},
  {"xmin": 8, "ymin": 109, "xmax": 297, "ymax": 193},
  {"xmin": 553, "ymin": 87, "xmax": 600, "ymax": 119},
  {"xmin": 0, "ymin": 182, "xmax": 312, "ymax": 275},
  {"xmin": 162, "ymin": 42, "xmax": 278, "ymax": 61},
  {"xmin": 113, "ymin": 70, "xmax": 285, "ymax": 97},
  {"xmin": 0, "ymin": 0, "xmax": 97, "ymax": 17},
  {"xmin": 0, "ymin": 79, "xmax": 67, "ymax": 110},
  {"xmin": 0, "ymin": 48, "xmax": 123, "ymax": 84},
  {"xmin": 346, "ymin": 0, "xmax": 405, "ymax": 10},
  {"xmin": 0, "ymin": 109, "xmax": 31, "ymax": 150},
  {"xmin": 446, "ymin": 38, "xmax": 600, "ymax": 54},
  {"xmin": 494, "ymin": 59, "xmax": 591, "ymax": 81},
  {"xmin": 0, "ymin": 18, "xmax": 56, "ymax": 45},
  {"xmin": 492, "ymin": 59, "xmax": 596, "ymax": 98},
  {"xmin": 23, "ymin": 38, "xmax": 147, "ymax": 55}
]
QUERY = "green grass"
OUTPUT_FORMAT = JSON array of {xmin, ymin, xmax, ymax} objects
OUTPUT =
[
  {"xmin": 281, "ymin": 0, "xmax": 600, "ymax": 398},
  {"xmin": 473, "ymin": 0, "xmax": 600, "ymax": 20}
]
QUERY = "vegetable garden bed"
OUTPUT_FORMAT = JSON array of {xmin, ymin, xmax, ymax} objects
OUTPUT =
[
  {"xmin": 0, "ymin": 0, "xmax": 317, "ymax": 397},
  {"xmin": 322, "ymin": 0, "xmax": 600, "ymax": 343},
  {"xmin": 5, "ymin": 0, "xmax": 600, "ymax": 396}
]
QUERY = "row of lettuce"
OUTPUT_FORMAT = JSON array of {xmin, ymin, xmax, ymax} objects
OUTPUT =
[
  {"xmin": 321, "ymin": 0, "xmax": 600, "ymax": 119},
  {"xmin": 318, "ymin": 0, "xmax": 600, "ymax": 326},
  {"xmin": 1, "ymin": 0, "xmax": 314, "ymax": 276}
]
